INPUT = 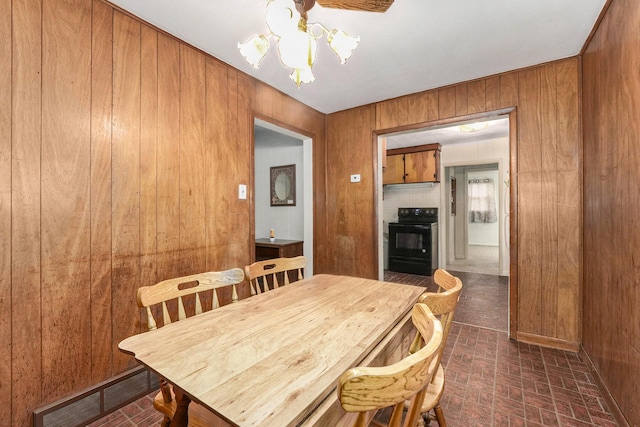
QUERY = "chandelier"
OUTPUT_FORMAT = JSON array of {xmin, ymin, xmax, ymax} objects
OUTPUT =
[{"xmin": 238, "ymin": 0, "xmax": 360, "ymax": 87}]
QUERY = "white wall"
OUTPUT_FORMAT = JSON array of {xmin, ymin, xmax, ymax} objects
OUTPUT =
[
  {"xmin": 382, "ymin": 183, "xmax": 441, "ymax": 229},
  {"xmin": 254, "ymin": 128, "xmax": 304, "ymax": 241}
]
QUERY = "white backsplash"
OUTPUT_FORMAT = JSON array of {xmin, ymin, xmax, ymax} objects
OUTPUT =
[{"xmin": 383, "ymin": 183, "xmax": 441, "ymax": 232}]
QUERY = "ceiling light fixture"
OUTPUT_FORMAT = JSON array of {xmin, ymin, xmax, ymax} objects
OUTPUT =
[
  {"xmin": 238, "ymin": 0, "xmax": 360, "ymax": 87},
  {"xmin": 459, "ymin": 122, "xmax": 489, "ymax": 132}
]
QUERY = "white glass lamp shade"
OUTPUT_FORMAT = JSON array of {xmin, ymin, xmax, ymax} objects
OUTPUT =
[
  {"xmin": 327, "ymin": 29, "xmax": 360, "ymax": 64},
  {"xmin": 238, "ymin": 35, "xmax": 270, "ymax": 68},
  {"xmin": 289, "ymin": 66, "xmax": 316, "ymax": 87},
  {"xmin": 265, "ymin": 0, "xmax": 300, "ymax": 37},
  {"xmin": 277, "ymin": 30, "xmax": 318, "ymax": 70}
]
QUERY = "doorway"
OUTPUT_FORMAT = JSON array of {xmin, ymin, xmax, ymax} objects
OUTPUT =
[
  {"xmin": 253, "ymin": 118, "xmax": 314, "ymax": 276},
  {"xmin": 377, "ymin": 112, "xmax": 514, "ymax": 334},
  {"xmin": 445, "ymin": 163, "xmax": 506, "ymax": 276}
]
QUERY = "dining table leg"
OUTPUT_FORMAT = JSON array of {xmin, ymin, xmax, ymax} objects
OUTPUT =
[{"xmin": 169, "ymin": 387, "xmax": 191, "ymax": 427}]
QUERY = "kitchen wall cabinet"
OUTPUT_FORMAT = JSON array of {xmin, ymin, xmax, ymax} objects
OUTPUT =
[
  {"xmin": 383, "ymin": 154, "xmax": 405, "ymax": 184},
  {"xmin": 383, "ymin": 143, "xmax": 441, "ymax": 184}
]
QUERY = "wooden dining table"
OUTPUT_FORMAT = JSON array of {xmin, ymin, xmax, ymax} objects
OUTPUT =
[{"xmin": 118, "ymin": 274, "xmax": 425, "ymax": 427}]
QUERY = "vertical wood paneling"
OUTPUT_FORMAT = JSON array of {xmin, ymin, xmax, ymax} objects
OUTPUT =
[
  {"xmin": 224, "ymin": 69, "xmax": 246, "ymax": 266},
  {"xmin": 156, "ymin": 33, "xmax": 181, "ymax": 280},
  {"xmin": 140, "ymin": 26, "xmax": 158, "ymax": 303},
  {"xmin": 376, "ymin": 99, "xmax": 397, "ymax": 130},
  {"xmin": 437, "ymin": 86, "xmax": 456, "ymax": 119},
  {"xmin": 467, "ymin": 80, "xmax": 485, "ymax": 114},
  {"xmin": 539, "ymin": 64, "xmax": 558, "ymax": 337},
  {"xmin": 111, "ymin": 11, "xmax": 141, "ymax": 371},
  {"xmin": 0, "ymin": 0, "xmax": 11, "ymax": 421},
  {"xmin": 11, "ymin": 0, "xmax": 43, "ymax": 424},
  {"xmin": 179, "ymin": 45, "xmax": 206, "ymax": 275},
  {"xmin": 90, "ymin": 0, "xmax": 114, "ymax": 383},
  {"xmin": 556, "ymin": 58, "xmax": 580, "ymax": 171},
  {"xmin": 406, "ymin": 92, "xmax": 429, "ymax": 124},
  {"xmin": 205, "ymin": 58, "xmax": 230, "ymax": 269},
  {"xmin": 556, "ymin": 170, "xmax": 580, "ymax": 339},
  {"xmin": 500, "ymin": 72, "xmax": 519, "ymax": 108},
  {"xmin": 518, "ymin": 68, "xmax": 542, "ymax": 173},
  {"xmin": 396, "ymin": 97, "xmax": 409, "ymax": 127},
  {"xmin": 270, "ymin": 84, "xmax": 285, "ymax": 123},
  {"xmin": 583, "ymin": 1, "xmax": 640, "ymax": 424},
  {"xmin": 484, "ymin": 76, "xmax": 500, "ymax": 111},
  {"xmin": 426, "ymin": 91, "xmax": 439, "ymax": 121},
  {"xmin": 255, "ymin": 81, "xmax": 274, "ymax": 118},
  {"xmin": 231, "ymin": 72, "xmax": 253, "ymax": 272},
  {"xmin": 554, "ymin": 59, "xmax": 581, "ymax": 342},
  {"xmin": 4, "ymin": 0, "xmax": 329, "ymax": 418},
  {"xmin": 41, "ymin": 0, "xmax": 92, "ymax": 400},
  {"xmin": 328, "ymin": 110, "xmax": 353, "ymax": 274},
  {"xmin": 516, "ymin": 172, "xmax": 542, "ymax": 335},
  {"xmin": 455, "ymin": 84, "xmax": 468, "ymax": 116},
  {"xmin": 326, "ymin": 106, "xmax": 376, "ymax": 278},
  {"xmin": 516, "ymin": 67, "xmax": 543, "ymax": 335}
]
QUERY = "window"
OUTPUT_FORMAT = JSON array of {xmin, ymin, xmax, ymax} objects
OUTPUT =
[{"xmin": 468, "ymin": 178, "xmax": 497, "ymax": 223}]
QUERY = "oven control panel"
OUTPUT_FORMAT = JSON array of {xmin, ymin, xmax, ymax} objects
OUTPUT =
[{"xmin": 397, "ymin": 207, "xmax": 438, "ymax": 223}]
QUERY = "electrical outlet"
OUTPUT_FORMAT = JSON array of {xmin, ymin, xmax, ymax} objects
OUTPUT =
[
  {"xmin": 238, "ymin": 184, "xmax": 247, "ymax": 199},
  {"xmin": 350, "ymin": 174, "xmax": 361, "ymax": 183}
]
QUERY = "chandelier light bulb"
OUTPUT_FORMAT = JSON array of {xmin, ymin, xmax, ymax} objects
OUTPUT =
[
  {"xmin": 238, "ymin": 35, "xmax": 270, "ymax": 68},
  {"xmin": 290, "ymin": 66, "xmax": 316, "ymax": 87},
  {"xmin": 278, "ymin": 29, "xmax": 317, "ymax": 70},
  {"xmin": 327, "ymin": 29, "xmax": 360, "ymax": 64},
  {"xmin": 265, "ymin": 0, "xmax": 300, "ymax": 37},
  {"xmin": 238, "ymin": 0, "xmax": 359, "ymax": 85}
]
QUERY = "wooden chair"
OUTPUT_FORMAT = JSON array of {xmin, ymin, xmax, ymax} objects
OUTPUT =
[
  {"xmin": 408, "ymin": 268, "xmax": 463, "ymax": 427},
  {"xmin": 337, "ymin": 302, "xmax": 443, "ymax": 427},
  {"xmin": 244, "ymin": 255, "xmax": 306, "ymax": 295},
  {"xmin": 137, "ymin": 268, "xmax": 245, "ymax": 427}
]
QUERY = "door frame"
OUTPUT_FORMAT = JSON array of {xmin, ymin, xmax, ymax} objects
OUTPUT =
[
  {"xmin": 252, "ymin": 116, "xmax": 314, "ymax": 277},
  {"xmin": 376, "ymin": 108, "xmax": 518, "ymax": 339}
]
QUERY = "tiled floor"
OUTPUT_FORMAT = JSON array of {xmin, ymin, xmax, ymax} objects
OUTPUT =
[
  {"xmin": 446, "ymin": 244, "xmax": 500, "ymax": 276},
  {"xmin": 90, "ymin": 271, "xmax": 617, "ymax": 427}
]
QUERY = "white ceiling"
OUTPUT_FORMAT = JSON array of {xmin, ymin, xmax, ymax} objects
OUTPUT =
[
  {"xmin": 109, "ymin": 0, "xmax": 606, "ymax": 116},
  {"xmin": 385, "ymin": 116, "xmax": 510, "ymax": 149}
]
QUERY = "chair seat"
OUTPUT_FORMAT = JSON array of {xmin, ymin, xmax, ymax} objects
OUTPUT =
[{"xmin": 153, "ymin": 389, "xmax": 231, "ymax": 427}]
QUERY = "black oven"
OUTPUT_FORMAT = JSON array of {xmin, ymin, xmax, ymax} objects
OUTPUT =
[{"xmin": 388, "ymin": 208, "xmax": 438, "ymax": 276}]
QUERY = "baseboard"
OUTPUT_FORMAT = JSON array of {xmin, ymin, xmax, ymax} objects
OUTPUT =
[
  {"xmin": 516, "ymin": 331, "xmax": 580, "ymax": 352},
  {"xmin": 33, "ymin": 366, "xmax": 159, "ymax": 427},
  {"xmin": 578, "ymin": 345, "xmax": 630, "ymax": 427}
]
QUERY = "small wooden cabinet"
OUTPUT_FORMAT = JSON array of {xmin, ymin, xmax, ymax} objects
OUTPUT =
[
  {"xmin": 383, "ymin": 154, "xmax": 405, "ymax": 184},
  {"xmin": 255, "ymin": 238, "xmax": 303, "ymax": 261},
  {"xmin": 383, "ymin": 143, "xmax": 441, "ymax": 184}
]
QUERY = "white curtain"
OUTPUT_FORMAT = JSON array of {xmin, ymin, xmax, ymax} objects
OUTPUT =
[{"xmin": 468, "ymin": 178, "xmax": 497, "ymax": 223}]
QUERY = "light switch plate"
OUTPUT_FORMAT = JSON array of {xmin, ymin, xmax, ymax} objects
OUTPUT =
[
  {"xmin": 350, "ymin": 174, "xmax": 361, "ymax": 183},
  {"xmin": 238, "ymin": 184, "xmax": 247, "ymax": 199}
]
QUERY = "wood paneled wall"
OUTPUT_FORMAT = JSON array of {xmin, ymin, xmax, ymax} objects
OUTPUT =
[
  {"xmin": 582, "ymin": 0, "xmax": 640, "ymax": 425},
  {"xmin": 0, "ymin": 0, "xmax": 325, "ymax": 424},
  {"xmin": 321, "ymin": 58, "xmax": 582, "ymax": 350}
]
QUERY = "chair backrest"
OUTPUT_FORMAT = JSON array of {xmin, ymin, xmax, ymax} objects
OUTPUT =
[
  {"xmin": 244, "ymin": 255, "xmax": 306, "ymax": 295},
  {"xmin": 137, "ymin": 268, "xmax": 246, "ymax": 331},
  {"xmin": 409, "ymin": 268, "xmax": 463, "ymax": 375},
  {"xmin": 338, "ymin": 303, "xmax": 443, "ymax": 427}
]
